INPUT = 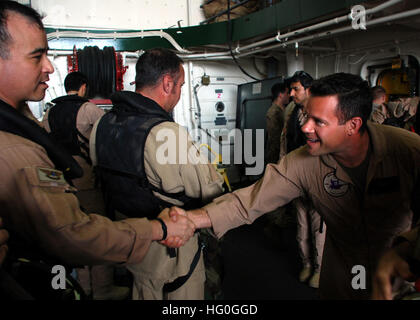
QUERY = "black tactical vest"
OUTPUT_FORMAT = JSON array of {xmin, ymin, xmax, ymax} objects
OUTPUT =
[
  {"xmin": 95, "ymin": 91, "xmax": 200, "ymax": 219},
  {"xmin": 0, "ymin": 99, "xmax": 82, "ymax": 181},
  {"xmin": 48, "ymin": 95, "xmax": 91, "ymax": 164}
]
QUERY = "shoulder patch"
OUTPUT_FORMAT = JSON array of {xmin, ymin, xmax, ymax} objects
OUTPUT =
[
  {"xmin": 323, "ymin": 172, "xmax": 349, "ymax": 197},
  {"xmin": 37, "ymin": 168, "xmax": 67, "ymax": 184}
]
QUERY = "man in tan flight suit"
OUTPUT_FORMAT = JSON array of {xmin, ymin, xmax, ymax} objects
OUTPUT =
[
  {"xmin": 167, "ymin": 73, "xmax": 420, "ymax": 300},
  {"xmin": 370, "ymin": 86, "xmax": 419, "ymax": 131},
  {"xmin": 370, "ymin": 86, "xmax": 388, "ymax": 125},
  {"xmin": 42, "ymin": 71, "xmax": 105, "ymax": 212},
  {"xmin": 91, "ymin": 48, "xmax": 224, "ymax": 300},
  {"xmin": 0, "ymin": 1, "xmax": 195, "ymax": 299},
  {"xmin": 280, "ymin": 71, "xmax": 325, "ymax": 288},
  {"xmin": 265, "ymin": 82, "xmax": 289, "ymax": 164},
  {"xmin": 42, "ymin": 71, "xmax": 129, "ymax": 300}
]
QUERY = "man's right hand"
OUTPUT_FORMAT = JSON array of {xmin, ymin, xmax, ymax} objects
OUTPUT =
[
  {"xmin": 0, "ymin": 217, "xmax": 9, "ymax": 266},
  {"xmin": 160, "ymin": 206, "xmax": 213, "ymax": 247},
  {"xmin": 156, "ymin": 208, "xmax": 195, "ymax": 248}
]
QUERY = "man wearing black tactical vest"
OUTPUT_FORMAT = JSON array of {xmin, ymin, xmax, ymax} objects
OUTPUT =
[
  {"xmin": 42, "ymin": 71, "xmax": 105, "ymax": 212},
  {"xmin": 0, "ymin": 1, "xmax": 195, "ymax": 300},
  {"xmin": 42, "ymin": 72, "xmax": 132, "ymax": 300},
  {"xmin": 92, "ymin": 48, "xmax": 224, "ymax": 300}
]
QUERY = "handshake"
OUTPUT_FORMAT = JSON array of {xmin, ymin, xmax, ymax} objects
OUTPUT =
[{"xmin": 154, "ymin": 207, "xmax": 204, "ymax": 248}]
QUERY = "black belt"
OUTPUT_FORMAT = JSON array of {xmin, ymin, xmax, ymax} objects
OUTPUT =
[{"xmin": 163, "ymin": 239, "xmax": 204, "ymax": 293}]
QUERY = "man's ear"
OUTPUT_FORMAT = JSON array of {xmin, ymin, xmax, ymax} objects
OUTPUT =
[
  {"xmin": 78, "ymin": 83, "xmax": 87, "ymax": 97},
  {"xmin": 162, "ymin": 74, "xmax": 174, "ymax": 95},
  {"xmin": 346, "ymin": 117, "xmax": 363, "ymax": 135}
]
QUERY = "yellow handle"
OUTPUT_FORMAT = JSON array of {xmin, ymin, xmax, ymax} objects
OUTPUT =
[{"xmin": 199, "ymin": 144, "xmax": 232, "ymax": 192}]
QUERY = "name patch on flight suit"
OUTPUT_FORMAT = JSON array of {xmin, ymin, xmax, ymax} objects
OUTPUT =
[
  {"xmin": 37, "ymin": 168, "xmax": 67, "ymax": 185},
  {"xmin": 323, "ymin": 172, "xmax": 349, "ymax": 197},
  {"xmin": 367, "ymin": 176, "xmax": 400, "ymax": 195}
]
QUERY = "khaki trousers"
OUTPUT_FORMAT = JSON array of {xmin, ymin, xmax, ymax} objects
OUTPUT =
[
  {"xmin": 295, "ymin": 198, "xmax": 326, "ymax": 271},
  {"xmin": 127, "ymin": 234, "xmax": 205, "ymax": 300}
]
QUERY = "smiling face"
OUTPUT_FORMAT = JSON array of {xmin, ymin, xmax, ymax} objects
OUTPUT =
[
  {"xmin": 0, "ymin": 12, "xmax": 54, "ymax": 108},
  {"xmin": 301, "ymin": 95, "xmax": 349, "ymax": 157}
]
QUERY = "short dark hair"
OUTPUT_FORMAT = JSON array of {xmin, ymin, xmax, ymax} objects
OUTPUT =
[
  {"xmin": 0, "ymin": 1, "xmax": 44, "ymax": 59},
  {"xmin": 271, "ymin": 82, "xmax": 288, "ymax": 102},
  {"xmin": 64, "ymin": 72, "xmax": 89, "ymax": 93},
  {"xmin": 310, "ymin": 73, "xmax": 372, "ymax": 133},
  {"xmin": 371, "ymin": 85, "xmax": 386, "ymax": 101},
  {"xmin": 290, "ymin": 71, "xmax": 313, "ymax": 89},
  {"xmin": 135, "ymin": 48, "xmax": 183, "ymax": 90}
]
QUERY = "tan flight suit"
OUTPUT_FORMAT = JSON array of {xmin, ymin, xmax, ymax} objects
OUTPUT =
[
  {"xmin": 280, "ymin": 102, "xmax": 325, "ymax": 274},
  {"xmin": 371, "ymin": 97, "xmax": 419, "ymax": 130},
  {"xmin": 0, "ymin": 130, "xmax": 156, "ymax": 267},
  {"xmin": 91, "ymin": 120, "xmax": 224, "ymax": 300},
  {"xmin": 42, "ymin": 101, "xmax": 117, "ymax": 298},
  {"xmin": 42, "ymin": 101, "xmax": 105, "ymax": 213},
  {"xmin": 370, "ymin": 103, "xmax": 390, "ymax": 125},
  {"xmin": 203, "ymin": 122, "xmax": 420, "ymax": 299},
  {"xmin": 265, "ymin": 102, "xmax": 285, "ymax": 164}
]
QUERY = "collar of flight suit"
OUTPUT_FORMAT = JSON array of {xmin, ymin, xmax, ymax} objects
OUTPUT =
[{"xmin": 318, "ymin": 121, "xmax": 386, "ymax": 186}]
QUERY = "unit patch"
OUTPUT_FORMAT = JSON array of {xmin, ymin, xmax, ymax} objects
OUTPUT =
[
  {"xmin": 37, "ymin": 168, "xmax": 67, "ymax": 184},
  {"xmin": 323, "ymin": 172, "xmax": 349, "ymax": 197}
]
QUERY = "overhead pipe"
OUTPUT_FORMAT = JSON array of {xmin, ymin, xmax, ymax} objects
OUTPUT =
[
  {"xmin": 180, "ymin": 0, "xmax": 404, "ymax": 60},
  {"xmin": 46, "ymin": 0, "xmax": 411, "ymax": 62},
  {"xmin": 236, "ymin": 7, "xmax": 420, "ymax": 59},
  {"xmin": 47, "ymin": 30, "xmax": 192, "ymax": 54},
  {"xmin": 318, "ymin": 34, "xmax": 420, "ymax": 59},
  {"xmin": 46, "ymin": 0, "xmax": 400, "ymax": 60},
  {"xmin": 238, "ymin": 0, "xmax": 403, "ymax": 53}
]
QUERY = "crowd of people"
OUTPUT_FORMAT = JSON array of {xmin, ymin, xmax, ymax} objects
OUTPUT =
[{"xmin": 0, "ymin": 1, "xmax": 419, "ymax": 300}]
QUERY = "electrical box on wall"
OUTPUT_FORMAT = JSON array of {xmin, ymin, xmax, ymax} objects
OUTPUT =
[{"xmin": 196, "ymin": 80, "xmax": 238, "ymax": 164}]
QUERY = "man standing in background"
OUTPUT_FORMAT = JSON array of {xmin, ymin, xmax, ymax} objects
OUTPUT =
[{"xmin": 265, "ymin": 82, "xmax": 290, "ymax": 164}]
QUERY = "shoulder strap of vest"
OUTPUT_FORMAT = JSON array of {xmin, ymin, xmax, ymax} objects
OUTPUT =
[
  {"xmin": 0, "ymin": 101, "xmax": 83, "ymax": 180},
  {"xmin": 49, "ymin": 100, "xmax": 92, "ymax": 165},
  {"xmin": 75, "ymin": 127, "xmax": 92, "ymax": 165}
]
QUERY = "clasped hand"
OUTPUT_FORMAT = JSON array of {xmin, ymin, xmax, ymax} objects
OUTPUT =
[{"xmin": 157, "ymin": 207, "xmax": 194, "ymax": 248}]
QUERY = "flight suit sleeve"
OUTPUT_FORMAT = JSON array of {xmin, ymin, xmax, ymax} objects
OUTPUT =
[
  {"xmin": 77, "ymin": 102, "xmax": 105, "ymax": 139},
  {"xmin": 0, "ymin": 143, "xmax": 153, "ymax": 266},
  {"xmin": 144, "ymin": 122, "xmax": 224, "ymax": 204},
  {"xmin": 205, "ymin": 154, "xmax": 305, "ymax": 238}
]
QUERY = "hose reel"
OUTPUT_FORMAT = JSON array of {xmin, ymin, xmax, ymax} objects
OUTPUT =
[{"xmin": 67, "ymin": 46, "xmax": 127, "ymax": 99}]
